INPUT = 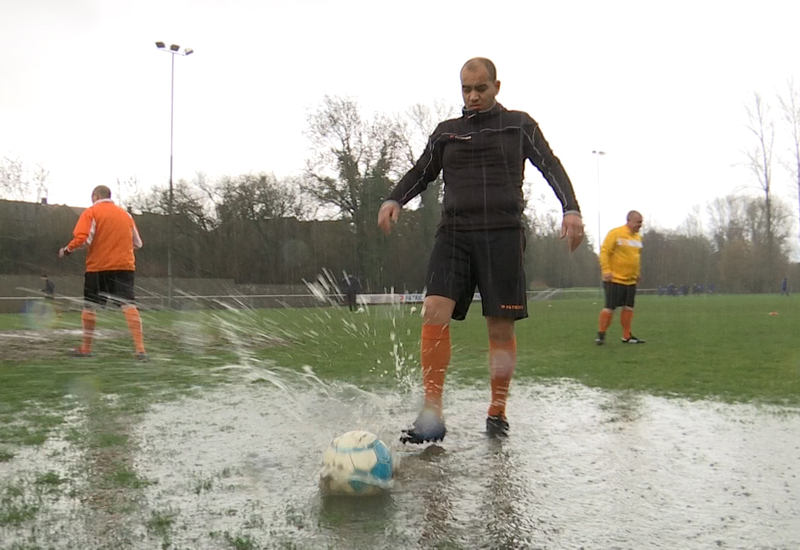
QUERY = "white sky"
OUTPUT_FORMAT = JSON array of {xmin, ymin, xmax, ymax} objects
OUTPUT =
[{"xmin": 2, "ymin": 0, "xmax": 800, "ymax": 255}]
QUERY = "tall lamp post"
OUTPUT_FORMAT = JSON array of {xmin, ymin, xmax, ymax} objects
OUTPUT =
[
  {"xmin": 155, "ymin": 42, "xmax": 193, "ymax": 310},
  {"xmin": 591, "ymin": 150, "xmax": 606, "ymax": 254},
  {"xmin": 592, "ymin": 150, "xmax": 606, "ymax": 292}
]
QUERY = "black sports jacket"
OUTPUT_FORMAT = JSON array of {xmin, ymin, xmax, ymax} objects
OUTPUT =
[{"xmin": 387, "ymin": 103, "xmax": 581, "ymax": 231}]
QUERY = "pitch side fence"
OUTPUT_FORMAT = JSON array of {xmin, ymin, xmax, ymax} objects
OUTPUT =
[{"xmin": 0, "ymin": 288, "xmax": 666, "ymax": 315}]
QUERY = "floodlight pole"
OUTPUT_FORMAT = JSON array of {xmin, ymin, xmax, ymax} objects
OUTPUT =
[
  {"xmin": 592, "ymin": 150, "xmax": 606, "ymax": 292},
  {"xmin": 591, "ymin": 150, "xmax": 606, "ymax": 255},
  {"xmin": 156, "ymin": 42, "xmax": 193, "ymax": 310}
]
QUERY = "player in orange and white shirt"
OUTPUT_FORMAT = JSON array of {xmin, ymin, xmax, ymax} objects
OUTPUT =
[
  {"xmin": 58, "ymin": 185, "xmax": 148, "ymax": 360},
  {"xmin": 596, "ymin": 211, "xmax": 645, "ymax": 345}
]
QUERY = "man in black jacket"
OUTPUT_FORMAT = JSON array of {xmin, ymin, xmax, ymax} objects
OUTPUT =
[
  {"xmin": 378, "ymin": 57, "xmax": 584, "ymax": 443},
  {"xmin": 341, "ymin": 273, "xmax": 362, "ymax": 312}
]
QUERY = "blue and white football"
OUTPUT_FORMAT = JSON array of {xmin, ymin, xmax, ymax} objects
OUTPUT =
[{"xmin": 320, "ymin": 430, "xmax": 394, "ymax": 496}]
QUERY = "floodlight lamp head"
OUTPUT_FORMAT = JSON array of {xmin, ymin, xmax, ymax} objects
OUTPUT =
[
  {"xmin": 184, "ymin": 48, "xmax": 194, "ymax": 56},
  {"xmin": 155, "ymin": 41, "xmax": 165, "ymax": 49},
  {"xmin": 170, "ymin": 44, "xmax": 180, "ymax": 52}
]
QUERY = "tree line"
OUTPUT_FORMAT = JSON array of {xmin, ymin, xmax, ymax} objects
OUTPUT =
[{"xmin": 1, "ymin": 93, "xmax": 798, "ymax": 294}]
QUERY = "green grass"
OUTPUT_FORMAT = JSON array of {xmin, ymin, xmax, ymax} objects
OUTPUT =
[
  {"xmin": 0, "ymin": 295, "xmax": 797, "ymax": 546},
  {"xmin": 0, "ymin": 295, "xmax": 798, "ymax": 453},
  {"xmin": 0, "ymin": 483, "xmax": 39, "ymax": 527},
  {"xmin": 106, "ymin": 466, "xmax": 155, "ymax": 490},
  {"xmin": 249, "ymin": 294, "xmax": 800, "ymax": 406},
  {"xmin": 147, "ymin": 507, "xmax": 178, "ymax": 544},
  {"xmin": 34, "ymin": 472, "xmax": 67, "ymax": 487}
]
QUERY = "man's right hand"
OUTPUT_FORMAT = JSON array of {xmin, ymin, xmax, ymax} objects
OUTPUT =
[
  {"xmin": 603, "ymin": 272, "xmax": 613, "ymax": 282},
  {"xmin": 377, "ymin": 201, "xmax": 401, "ymax": 235}
]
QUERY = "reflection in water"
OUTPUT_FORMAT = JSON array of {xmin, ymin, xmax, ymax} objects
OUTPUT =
[
  {"xmin": 134, "ymin": 378, "xmax": 800, "ymax": 549},
  {"xmin": 481, "ymin": 440, "xmax": 538, "ymax": 549},
  {"xmin": 318, "ymin": 492, "xmax": 395, "ymax": 539},
  {"xmin": 405, "ymin": 444, "xmax": 458, "ymax": 547},
  {"xmin": 2, "ymin": 370, "xmax": 800, "ymax": 549}
]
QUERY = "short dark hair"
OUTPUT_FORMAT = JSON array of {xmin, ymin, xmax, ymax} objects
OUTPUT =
[
  {"xmin": 93, "ymin": 185, "xmax": 112, "ymax": 199},
  {"xmin": 41, "ymin": 274, "xmax": 47, "ymax": 278},
  {"xmin": 462, "ymin": 57, "xmax": 497, "ymax": 82}
]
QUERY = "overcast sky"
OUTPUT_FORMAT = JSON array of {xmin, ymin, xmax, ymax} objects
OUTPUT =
[{"xmin": 2, "ymin": 0, "xmax": 800, "ymax": 254}]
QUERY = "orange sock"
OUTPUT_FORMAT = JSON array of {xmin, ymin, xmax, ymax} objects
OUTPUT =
[
  {"xmin": 620, "ymin": 308, "xmax": 633, "ymax": 339},
  {"xmin": 488, "ymin": 337, "xmax": 517, "ymax": 418},
  {"xmin": 123, "ymin": 306, "xmax": 146, "ymax": 354},
  {"xmin": 421, "ymin": 324, "xmax": 451, "ymax": 414},
  {"xmin": 81, "ymin": 310, "xmax": 96, "ymax": 353},
  {"xmin": 598, "ymin": 309, "xmax": 613, "ymax": 333}
]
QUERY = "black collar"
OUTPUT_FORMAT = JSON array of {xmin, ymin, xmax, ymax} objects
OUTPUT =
[{"xmin": 462, "ymin": 102, "xmax": 503, "ymax": 120}]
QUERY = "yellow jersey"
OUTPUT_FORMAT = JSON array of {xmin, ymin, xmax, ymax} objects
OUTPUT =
[{"xmin": 599, "ymin": 225, "xmax": 642, "ymax": 285}]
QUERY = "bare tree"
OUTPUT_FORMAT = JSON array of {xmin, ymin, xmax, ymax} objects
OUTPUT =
[
  {"xmin": 32, "ymin": 164, "xmax": 49, "ymax": 203},
  {"xmin": 303, "ymin": 95, "xmax": 406, "ymax": 286},
  {"xmin": 743, "ymin": 92, "xmax": 776, "ymax": 251},
  {"xmin": 217, "ymin": 172, "xmax": 307, "ymax": 223},
  {"xmin": 397, "ymin": 100, "xmax": 458, "ymax": 254},
  {"xmin": 680, "ymin": 206, "xmax": 703, "ymax": 238},
  {"xmin": 304, "ymin": 96, "xmax": 404, "ymax": 218},
  {"xmin": 0, "ymin": 156, "xmax": 52, "ymax": 202},
  {"xmin": 116, "ymin": 175, "xmax": 142, "ymax": 212},
  {"xmin": 0, "ymin": 156, "xmax": 30, "ymax": 200},
  {"xmin": 708, "ymin": 195, "xmax": 748, "ymax": 251},
  {"xmin": 778, "ymin": 78, "xmax": 800, "ymax": 255}
]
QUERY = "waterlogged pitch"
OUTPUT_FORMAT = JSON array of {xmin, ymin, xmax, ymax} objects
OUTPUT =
[{"xmin": 0, "ymin": 294, "xmax": 798, "ymax": 548}]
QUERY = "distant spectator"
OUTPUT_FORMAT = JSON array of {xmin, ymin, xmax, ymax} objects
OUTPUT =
[
  {"xmin": 781, "ymin": 277, "xmax": 789, "ymax": 297},
  {"xmin": 341, "ymin": 273, "xmax": 362, "ymax": 312},
  {"xmin": 40, "ymin": 274, "xmax": 62, "ymax": 318}
]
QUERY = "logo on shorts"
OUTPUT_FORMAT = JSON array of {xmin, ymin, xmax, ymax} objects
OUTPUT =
[{"xmin": 500, "ymin": 304, "xmax": 524, "ymax": 310}]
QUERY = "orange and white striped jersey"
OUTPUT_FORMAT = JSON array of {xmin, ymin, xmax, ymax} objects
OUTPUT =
[
  {"xmin": 599, "ymin": 225, "xmax": 642, "ymax": 285},
  {"xmin": 66, "ymin": 199, "xmax": 142, "ymax": 272}
]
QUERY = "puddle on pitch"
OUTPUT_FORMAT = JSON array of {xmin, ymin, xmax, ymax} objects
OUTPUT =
[
  {"xmin": 2, "ymin": 362, "xmax": 800, "ymax": 548},
  {"xmin": 122, "ymin": 373, "xmax": 800, "ymax": 549}
]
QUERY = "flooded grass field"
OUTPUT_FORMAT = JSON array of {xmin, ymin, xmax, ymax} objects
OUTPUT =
[
  {"xmin": 2, "ymin": 375, "xmax": 799, "ymax": 549},
  {"xmin": 1, "ymin": 295, "xmax": 799, "ymax": 548}
]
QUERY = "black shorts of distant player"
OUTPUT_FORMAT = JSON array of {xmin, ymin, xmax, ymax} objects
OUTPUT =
[
  {"xmin": 425, "ymin": 228, "xmax": 527, "ymax": 321},
  {"xmin": 604, "ymin": 281, "xmax": 636, "ymax": 310},
  {"xmin": 84, "ymin": 271, "xmax": 136, "ymax": 307}
]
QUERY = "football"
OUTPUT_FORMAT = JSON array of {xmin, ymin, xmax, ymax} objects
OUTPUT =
[{"xmin": 320, "ymin": 430, "xmax": 394, "ymax": 496}]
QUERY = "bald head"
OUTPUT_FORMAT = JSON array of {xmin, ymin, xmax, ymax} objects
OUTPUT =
[
  {"xmin": 461, "ymin": 57, "xmax": 497, "ymax": 82},
  {"xmin": 92, "ymin": 185, "xmax": 111, "ymax": 202},
  {"xmin": 460, "ymin": 57, "xmax": 500, "ymax": 112},
  {"xmin": 626, "ymin": 210, "xmax": 643, "ymax": 233}
]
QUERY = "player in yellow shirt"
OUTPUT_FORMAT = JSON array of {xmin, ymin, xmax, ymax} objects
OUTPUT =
[{"xmin": 596, "ymin": 211, "xmax": 645, "ymax": 345}]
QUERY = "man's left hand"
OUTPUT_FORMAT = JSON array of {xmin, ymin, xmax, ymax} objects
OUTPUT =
[
  {"xmin": 560, "ymin": 213, "xmax": 584, "ymax": 252},
  {"xmin": 58, "ymin": 247, "xmax": 70, "ymax": 258}
]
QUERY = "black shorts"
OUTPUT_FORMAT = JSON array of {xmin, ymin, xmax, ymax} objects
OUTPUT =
[
  {"xmin": 425, "ymin": 228, "xmax": 527, "ymax": 321},
  {"xmin": 604, "ymin": 282, "xmax": 636, "ymax": 309},
  {"xmin": 84, "ymin": 271, "xmax": 136, "ymax": 307}
]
